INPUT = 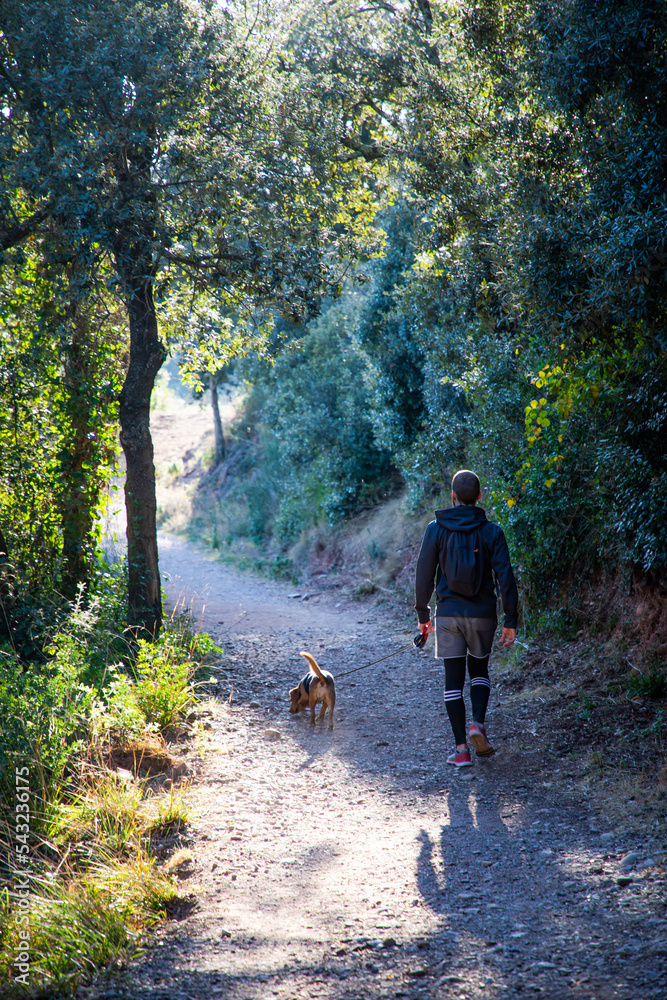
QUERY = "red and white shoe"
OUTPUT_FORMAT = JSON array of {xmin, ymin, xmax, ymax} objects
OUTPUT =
[
  {"xmin": 446, "ymin": 748, "xmax": 472, "ymax": 767},
  {"xmin": 468, "ymin": 721, "xmax": 495, "ymax": 758}
]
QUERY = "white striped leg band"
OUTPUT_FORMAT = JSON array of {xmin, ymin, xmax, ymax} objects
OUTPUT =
[
  {"xmin": 470, "ymin": 676, "xmax": 491, "ymax": 688},
  {"xmin": 444, "ymin": 690, "xmax": 464, "ymax": 701}
]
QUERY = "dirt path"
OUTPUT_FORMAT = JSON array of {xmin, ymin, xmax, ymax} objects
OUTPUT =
[{"xmin": 90, "ymin": 535, "xmax": 666, "ymax": 1000}]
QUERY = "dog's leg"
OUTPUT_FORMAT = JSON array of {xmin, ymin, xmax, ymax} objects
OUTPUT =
[
  {"xmin": 310, "ymin": 694, "xmax": 316, "ymax": 724},
  {"xmin": 318, "ymin": 703, "xmax": 327, "ymax": 721},
  {"xmin": 328, "ymin": 690, "xmax": 335, "ymax": 729}
]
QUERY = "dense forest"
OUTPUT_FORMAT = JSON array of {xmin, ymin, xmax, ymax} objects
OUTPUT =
[{"xmin": 1, "ymin": 0, "xmax": 666, "ymax": 994}]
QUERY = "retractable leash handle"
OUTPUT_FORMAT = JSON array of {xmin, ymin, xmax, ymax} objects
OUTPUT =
[{"xmin": 413, "ymin": 632, "xmax": 428, "ymax": 649}]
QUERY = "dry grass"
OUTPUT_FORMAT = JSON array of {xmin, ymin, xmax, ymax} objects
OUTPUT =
[
  {"xmin": 109, "ymin": 732, "xmax": 189, "ymax": 780},
  {"xmin": 162, "ymin": 847, "xmax": 194, "ymax": 875},
  {"xmin": 282, "ymin": 494, "xmax": 437, "ymax": 605},
  {"xmin": 0, "ymin": 765, "xmax": 189, "ymax": 997}
]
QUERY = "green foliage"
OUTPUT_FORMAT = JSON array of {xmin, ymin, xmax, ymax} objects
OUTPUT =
[
  {"xmin": 628, "ymin": 666, "xmax": 667, "ymax": 701},
  {"xmin": 0, "ymin": 0, "xmax": 664, "ymax": 627},
  {"xmin": 224, "ymin": 296, "xmax": 395, "ymax": 545},
  {"xmin": 0, "ymin": 251, "xmax": 123, "ymax": 603},
  {"xmin": 188, "ymin": 630, "xmax": 223, "ymax": 660},
  {"xmin": 1, "ymin": 0, "xmax": 667, "ymax": 986},
  {"xmin": 222, "ymin": 0, "xmax": 667, "ymax": 613},
  {"xmin": 0, "ymin": 572, "xmax": 212, "ymax": 810},
  {"xmin": 0, "ymin": 572, "xmax": 215, "ymax": 994},
  {"xmin": 0, "ymin": 879, "xmax": 140, "ymax": 997},
  {"xmin": 354, "ymin": 205, "xmax": 429, "ymax": 460},
  {"xmin": 149, "ymin": 784, "xmax": 191, "ymax": 837},
  {"xmin": 0, "ymin": 631, "xmax": 96, "ymax": 806},
  {"xmin": 131, "ymin": 638, "xmax": 194, "ymax": 732},
  {"xmin": 0, "ymin": 776, "xmax": 181, "ymax": 997},
  {"xmin": 495, "ymin": 341, "xmax": 667, "ymax": 596},
  {"xmin": 0, "ymin": 0, "xmax": 389, "ymax": 629}
]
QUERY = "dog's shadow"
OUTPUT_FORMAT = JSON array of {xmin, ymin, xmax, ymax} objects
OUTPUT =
[
  {"xmin": 296, "ymin": 752, "xmax": 328, "ymax": 771},
  {"xmin": 287, "ymin": 711, "xmax": 337, "ymax": 769}
]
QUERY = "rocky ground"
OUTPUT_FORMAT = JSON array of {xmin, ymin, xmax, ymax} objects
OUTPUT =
[{"xmin": 83, "ymin": 534, "xmax": 667, "ymax": 1000}]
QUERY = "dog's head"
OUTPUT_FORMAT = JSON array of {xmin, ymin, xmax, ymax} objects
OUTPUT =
[{"xmin": 289, "ymin": 685, "xmax": 302, "ymax": 713}]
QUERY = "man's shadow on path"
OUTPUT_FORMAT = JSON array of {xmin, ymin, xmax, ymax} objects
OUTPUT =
[{"xmin": 416, "ymin": 779, "xmax": 509, "ymax": 915}]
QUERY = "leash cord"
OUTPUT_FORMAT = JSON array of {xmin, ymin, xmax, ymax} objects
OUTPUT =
[{"xmin": 335, "ymin": 641, "xmax": 417, "ymax": 679}]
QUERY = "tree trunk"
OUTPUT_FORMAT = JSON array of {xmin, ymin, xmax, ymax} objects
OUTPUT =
[
  {"xmin": 119, "ymin": 280, "xmax": 166, "ymax": 635},
  {"xmin": 211, "ymin": 382, "xmax": 226, "ymax": 464}
]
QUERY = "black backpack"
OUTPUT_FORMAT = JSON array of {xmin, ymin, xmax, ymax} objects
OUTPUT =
[{"xmin": 442, "ymin": 528, "xmax": 485, "ymax": 597}]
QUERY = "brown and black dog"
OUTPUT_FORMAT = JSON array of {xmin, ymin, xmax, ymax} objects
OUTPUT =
[{"xmin": 289, "ymin": 651, "xmax": 335, "ymax": 729}]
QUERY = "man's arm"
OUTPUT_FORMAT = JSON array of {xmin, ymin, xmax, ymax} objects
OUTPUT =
[
  {"xmin": 489, "ymin": 527, "xmax": 519, "ymax": 631},
  {"xmin": 414, "ymin": 522, "xmax": 439, "ymax": 629}
]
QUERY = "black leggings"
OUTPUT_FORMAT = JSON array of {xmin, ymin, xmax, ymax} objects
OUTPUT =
[{"xmin": 443, "ymin": 654, "xmax": 491, "ymax": 746}]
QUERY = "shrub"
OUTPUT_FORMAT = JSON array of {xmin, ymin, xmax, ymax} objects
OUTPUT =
[
  {"xmin": 131, "ymin": 637, "xmax": 195, "ymax": 732},
  {"xmin": 225, "ymin": 298, "xmax": 395, "ymax": 547}
]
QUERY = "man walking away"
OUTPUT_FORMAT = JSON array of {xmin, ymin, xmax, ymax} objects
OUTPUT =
[{"xmin": 415, "ymin": 469, "xmax": 518, "ymax": 767}]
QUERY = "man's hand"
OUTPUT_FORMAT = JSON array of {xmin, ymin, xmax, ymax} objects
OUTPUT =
[
  {"xmin": 501, "ymin": 627, "xmax": 516, "ymax": 648},
  {"xmin": 419, "ymin": 620, "xmax": 433, "ymax": 639}
]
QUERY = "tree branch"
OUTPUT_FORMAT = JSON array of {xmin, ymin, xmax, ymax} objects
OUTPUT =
[
  {"xmin": 0, "ymin": 206, "xmax": 49, "ymax": 250},
  {"xmin": 338, "ymin": 134, "xmax": 386, "ymax": 161},
  {"xmin": 162, "ymin": 248, "xmax": 248, "ymax": 270}
]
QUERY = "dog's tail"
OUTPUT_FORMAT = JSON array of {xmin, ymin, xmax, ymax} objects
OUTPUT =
[{"xmin": 300, "ymin": 650, "xmax": 328, "ymax": 683}]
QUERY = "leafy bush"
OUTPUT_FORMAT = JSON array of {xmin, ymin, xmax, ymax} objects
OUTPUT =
[
  {"xmin": 495, "ymin": 342, "xmax": 667, "ymax": 598},
  {"xmin": 223, "ymin": 298, "xmax": 395, "ymax": 546},
  {"xmin": 0, "ymin": 643, "xmax": 95, "ymax": 807},
  {"xmin": 0, "ymin": 252, "xmax": 123, "ymax": 606},
  {"xmin": 0, "ymin": 605, "xmax": 204, "ymax": 812},
  {"xmin": 131, "ymin": 638, "xmax": 194, "ymax": 731}
]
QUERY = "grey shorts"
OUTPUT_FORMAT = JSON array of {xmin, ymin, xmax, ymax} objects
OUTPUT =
[{"xmin": 435, "ymin": 616, "xmax": 497, "ymax": 659}]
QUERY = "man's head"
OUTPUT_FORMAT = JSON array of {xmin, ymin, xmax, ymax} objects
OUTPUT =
[{"xmin": 451, "ymin": 469, "xmax": 481, "ymax": 506}]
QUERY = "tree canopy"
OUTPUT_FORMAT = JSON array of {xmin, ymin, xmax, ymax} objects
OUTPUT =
[
  {"xmin": 205, "ymin": 0, "xmax": 667, "ymax": 603},
  {"xmin": 0, "ymin": 0, "xmax": 381, "ymax": 631}
]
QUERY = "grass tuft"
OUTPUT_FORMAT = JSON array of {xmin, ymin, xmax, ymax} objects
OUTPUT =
[
  {"xmin": 148, "ymin": 784, "xmax": 191, "ymax": 837},
  {"xmin": 628, "ymin": 665, "xmax": 666, "ymax": 700},
  {"xmin": 0, "ymin": 852, "xmax": 178, "ymax": 998}
]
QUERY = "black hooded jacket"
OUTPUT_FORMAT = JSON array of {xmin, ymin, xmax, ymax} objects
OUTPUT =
[{"xmin": 414, "ymin": 504, "xmax": 518, "ymax": 628}]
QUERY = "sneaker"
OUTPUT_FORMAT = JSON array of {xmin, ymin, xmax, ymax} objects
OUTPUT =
[
  {"xmin": 447, "ymin": 748, "xmax": 472, "ymax": 768},
  {"xmin": 468, "ymin": 721, "xmax": 495, "ymax": 758}
]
